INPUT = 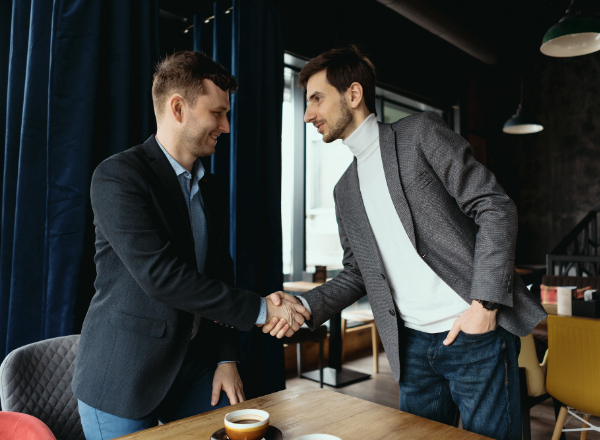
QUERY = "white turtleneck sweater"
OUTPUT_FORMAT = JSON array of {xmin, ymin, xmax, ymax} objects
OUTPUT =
[{"xmin": 340, "ymin": 114, "xmax": 469, "ymax": 333}]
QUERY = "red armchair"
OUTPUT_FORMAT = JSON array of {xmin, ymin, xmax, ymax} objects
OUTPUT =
[{"xmin": 0, "ymin": 412, "xmax": 56, "ymax": 440}]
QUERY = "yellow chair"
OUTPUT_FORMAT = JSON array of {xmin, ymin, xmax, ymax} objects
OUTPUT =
[
  {"xmin": 341, "ymin": 309, "xmax": 380, "ymax": 373},
  {"xmin": 518, "ymin": 333, "xmax": 550, "ymax": 440},
  {"xmin": 547, "ymin": 315, "xmax": 600, "ymax": 440}
]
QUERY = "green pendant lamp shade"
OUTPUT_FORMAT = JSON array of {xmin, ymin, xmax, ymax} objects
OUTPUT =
[
  {"xmin": 503, "ymin": 109, "xmax": 544, "ymax": 134},
  {"xmin": 541, "ymin": 3, "xmax": 600, "ymax": 57},
  {"xmin": 503, "ymin": 76, "xmax": 543, "ymax": 135}
]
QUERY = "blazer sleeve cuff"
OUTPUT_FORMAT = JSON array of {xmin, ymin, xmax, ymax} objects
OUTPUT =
[{"xmin": 470, "ymin": 260, "xmax": 516, "ymax": 307}]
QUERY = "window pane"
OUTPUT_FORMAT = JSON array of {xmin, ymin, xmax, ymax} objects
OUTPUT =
[
  {"xmin": 383, "ymin": 102, "xmax": 414, "ymax": 124},
  {"xmin": 305, "ymin": 123, "xmax": 353, "ymax": 270},
  {"xmin": 281, "ymin": 67, "xmax": 294, "ymax": 275}
]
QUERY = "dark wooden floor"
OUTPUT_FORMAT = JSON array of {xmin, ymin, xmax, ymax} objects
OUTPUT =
[{"xmin": 287, "ymin": 353, "xmax": 600, "ymax": 439}]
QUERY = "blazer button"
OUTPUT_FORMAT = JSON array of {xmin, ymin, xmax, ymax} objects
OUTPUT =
[
  {"xmin": 381, "ymin": 274, "xmax": 386, "ymax": 280},
  {"xmin": 389, "ymin": 309, "xmax": 396, "ymax": 316}
]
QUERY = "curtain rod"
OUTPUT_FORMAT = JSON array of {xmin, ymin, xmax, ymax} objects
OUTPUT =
[
  {"xmin": 159, "ymin": 7, "xmax": 233, "ymax": 34},
  {"xmin": 159, "ymin": 9, "xmax": 189, "ymax": 23},
  {"xmin": 183, "ymin": 7, "xmax": 233, "ymax": 33}
]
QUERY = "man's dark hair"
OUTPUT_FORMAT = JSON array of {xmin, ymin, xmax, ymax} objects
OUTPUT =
[
  {"xmin": 298, "ymin": 45, "xmax": 377, "ymax": 115},
  {"xmin": 152, "ymin": 51, "xmax": 238, "ymax": 120}
]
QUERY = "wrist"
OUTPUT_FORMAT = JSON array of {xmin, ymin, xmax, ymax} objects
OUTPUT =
[
  {"xmin": 472, "ymin": 300, "xmax": 499, "ymax": 313},
  {"xmin": 217, "ymin": 362, "xmax": 235, "ymax": 369}
]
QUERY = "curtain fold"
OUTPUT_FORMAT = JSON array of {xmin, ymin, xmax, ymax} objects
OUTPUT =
[
  {"xmin": 230, "ymin": 0, "xmax": 286, "ymax": 397},
  {"xmin": 199, "ymin": 0, "xmax": 286, "ymax": 397},
  {"xmin": 1, "ymin": 0, "xmax": 47, "ymax": 360},
  {"xmin": 1, "ymin": 0, "xmax": 285, "ymax": 398},
  {"xmin": 0, "ymin": 0, "xmax": 159, "ymax": 361},
  {"xmin": 211, "ymin": 2, "xmax": 232, "ymax": 195},
  {"xmin": 0, "ymin": 0, "xmax": 14, "ymax": 211}
]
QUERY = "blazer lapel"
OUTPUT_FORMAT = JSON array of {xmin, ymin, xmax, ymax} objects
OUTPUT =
[
  {"xmin": 378, "ymin": 123, "xmax": 417, "ymax": 249},
  {"xmin": 337, "ymin": 160, "xmax": 384, "ymax": 272},
  {"xmin": 144, "ymin": 137, "xmax": 193, "ymax": 235},
  {"xmin": 199, "ymin": 175, "xmax": 217, "ymax": 256}
]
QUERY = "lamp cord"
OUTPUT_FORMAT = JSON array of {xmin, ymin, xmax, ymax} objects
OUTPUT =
[{"xmin": 517, "ymin": 74, "xmax": 524, "ymax": 114}]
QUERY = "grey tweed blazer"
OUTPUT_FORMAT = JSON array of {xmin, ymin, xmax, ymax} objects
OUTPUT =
[{"xmin": 302, "ymin": 111, "xmax": 547, "ymax": 382}]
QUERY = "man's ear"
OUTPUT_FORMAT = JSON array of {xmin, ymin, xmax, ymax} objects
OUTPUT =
[
  {"xmin": 347, "ymin": 82, "xmax": 364, "ymax": 109},
  {"xmin": 168, "ymin": 94, "xmax": 185, "ymax": 123}
]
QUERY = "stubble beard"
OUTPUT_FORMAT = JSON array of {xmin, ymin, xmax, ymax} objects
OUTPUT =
[
  {"xmin": 323, "ymin": 96, "xmax": 354, "ymax": 143},
  {"xmin": 179, "ymin": 121, "xmax": 212, "ymax": 158}
]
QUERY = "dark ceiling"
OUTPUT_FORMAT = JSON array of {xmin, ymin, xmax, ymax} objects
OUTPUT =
[
  {"xmin": 157, "ymin": 0, "xmax": 600, "ymax": 108},
  {"xmin": 425, "ymin": 0, "xmax": 598, "ymax": 61},
  {"xmin": 158, "ymin": 0, "xmax": 600, "ymax": 65}
]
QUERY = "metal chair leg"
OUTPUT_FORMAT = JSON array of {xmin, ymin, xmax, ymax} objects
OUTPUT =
[
  {"xmin": 371, "ymin": 323, "xmax": 379, "ymax": 373},
  {"xmin": 318, "ymin": 339, "xmax": 324, "ymax": 388},
  {"xmin": 522, "ymin": 406, "xmax": 531, "ymax": 440},
  {"xmin": 519, "ymin": 368, "xmax": 531, "ymax": 440},
  {"xmin": 340, "ymin": 318, "xmax": 347, "ymax": 364},
  {"xmin": 452, "ymin": 406, "xmax": 460, "ymax": 428},
  {"xmin": 296, "ymin": 343, "xmax": 302, "ymax": 378}
]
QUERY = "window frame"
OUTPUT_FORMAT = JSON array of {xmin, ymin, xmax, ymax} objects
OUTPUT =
[{"xmin": 282, "ymin": 53, "xmax": 458, "ymax": 281}]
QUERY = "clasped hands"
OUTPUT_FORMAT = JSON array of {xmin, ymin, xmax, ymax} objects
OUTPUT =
[{"xmin": 257, "ymin": 292, "xmax": 311, "ymax": 338}]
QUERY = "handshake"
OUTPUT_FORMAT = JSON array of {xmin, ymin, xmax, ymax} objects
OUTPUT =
[{"xmin": 257, "ymin": 292, "xmax": 312, "ymax": 339}]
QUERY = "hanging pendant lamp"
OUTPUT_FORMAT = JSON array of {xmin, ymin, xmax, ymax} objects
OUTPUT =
[
  {"xmin": 541, "ymin": 0, "xmax": 600, "ymax": 57},
  {"xmin": 503, "ymin": 79, "xmax": 543, "ymax": 135}
]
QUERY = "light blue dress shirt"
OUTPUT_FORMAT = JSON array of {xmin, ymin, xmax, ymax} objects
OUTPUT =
[{"xmin": 155, "ymin": 138, "xmax": 267, "ymax": 334}]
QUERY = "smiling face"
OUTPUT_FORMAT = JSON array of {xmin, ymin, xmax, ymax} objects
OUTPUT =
[
  {"xmin": 304, "ymin": 70, "xmax": 355, "ymax": 143},
  {"xmin": 178, "ymin": 79, "xmax": 230, "ymax": 158}
]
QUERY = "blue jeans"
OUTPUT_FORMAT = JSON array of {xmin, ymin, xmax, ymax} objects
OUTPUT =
[
  {"xmin": 399, "ymin": 326, "xmax": 521, "ymax": 440},
  {"xmin": 78, "ymin": 347, "xmax": 230, "ymax": 440}
]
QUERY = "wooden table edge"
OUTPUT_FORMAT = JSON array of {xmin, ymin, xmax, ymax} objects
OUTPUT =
[{"xmin": 115, "ymin": 386, "xmax": 490, "ymax": 439}]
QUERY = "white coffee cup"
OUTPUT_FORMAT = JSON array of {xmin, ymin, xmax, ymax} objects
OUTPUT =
[{"xmin": 224, "ymin": 409, "xmax": 270, "ymax": 440}]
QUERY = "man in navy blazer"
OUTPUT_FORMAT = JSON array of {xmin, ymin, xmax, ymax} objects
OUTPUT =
[{"xmin": 72, "ymin": 51, "xmax": 309, "ymax": 440}]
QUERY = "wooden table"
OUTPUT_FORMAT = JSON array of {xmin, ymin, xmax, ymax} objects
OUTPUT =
[
  {"xmin": 117, "ymin": 386, "xmax": 489, "ymax": 439},
  {"xmin": 283, "ymin": 282, "xmax": 371, "ymax": 388}
]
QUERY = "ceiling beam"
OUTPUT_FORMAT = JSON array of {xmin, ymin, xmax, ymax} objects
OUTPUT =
[{"xmin": 376, "ymin": 0, "xmax": 500, "ymax": 65}]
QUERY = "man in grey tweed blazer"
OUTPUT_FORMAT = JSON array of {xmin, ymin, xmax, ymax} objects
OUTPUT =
[{"xmin": 265, "ymin": 47, "xmax": 547, "ymax": 440}]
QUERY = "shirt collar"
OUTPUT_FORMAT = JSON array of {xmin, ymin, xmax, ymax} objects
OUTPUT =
[
  {"xmin": 155, "ymin": 136, "xmax": 205, "ymax": 181},
  {"xmin": 342, "ymin": 113, "xmax": 378, "ymax": 157}
]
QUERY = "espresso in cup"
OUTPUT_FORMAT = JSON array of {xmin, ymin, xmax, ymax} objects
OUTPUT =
[{"xmin": 224, "ymin": 409, "xmax": 270, "ymax": 440}]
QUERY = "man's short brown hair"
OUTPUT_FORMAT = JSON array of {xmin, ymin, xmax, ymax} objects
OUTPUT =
[
  {"xmin": 152, "ymin": 51, "xmax": 238, "ymax": 120},
  {"xmin": 298, "ymin": 45, "xmax": 377, "ymax": 115}
]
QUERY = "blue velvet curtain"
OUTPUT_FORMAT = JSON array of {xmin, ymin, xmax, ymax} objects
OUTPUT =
[
  {"xmin": 196, "ymin": 0, "xmax": 286, "ymax": 397},
  {"xmin": 0, "ymin": 0, "xmax": 11, "ymax": 188},
  {"xmin": 0, "ymin": 0, "xmax": 159, "ymax": 362},
  {"xmin": 231, "ymin": 0, "xmax": 286, "ymax": 397}
]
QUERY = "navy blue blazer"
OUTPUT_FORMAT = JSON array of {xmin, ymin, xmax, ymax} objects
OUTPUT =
[{"xmin": 72, "ymin": 136, "xmax": 261, "ymax": 418}]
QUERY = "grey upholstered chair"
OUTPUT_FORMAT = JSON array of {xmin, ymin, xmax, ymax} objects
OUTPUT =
[{"xmin": 0, "ymin": 334, "xmax": 84, "ymax": 440}]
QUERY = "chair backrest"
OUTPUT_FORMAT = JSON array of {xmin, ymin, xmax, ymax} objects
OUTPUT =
[
  {"xmin": 0, "ymin": 411, "xmax": 57, "ymax": 440},
  {"xmin": 546, "ymin": 316, "xmax": 600, "ymax": 417},
  {"xmin": 0, "ymin": 335, "xmax": 84, "ymax": 440},
  {"xmin": 518, "ymin": 333, "xmax": 547, "ymax": 397}
]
